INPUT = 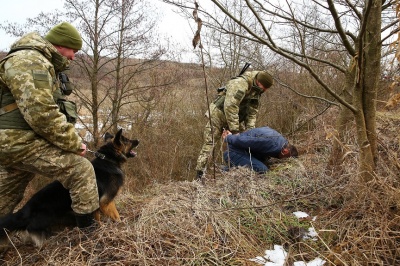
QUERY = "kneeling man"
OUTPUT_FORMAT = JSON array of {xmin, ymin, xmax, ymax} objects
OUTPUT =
[{"xmin": 222, "ymin": 126, "xmax": 298, "ymax": 173}]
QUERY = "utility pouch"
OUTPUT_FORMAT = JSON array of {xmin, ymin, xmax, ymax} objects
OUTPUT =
[
  {"xmin": 213, "ymin": 94, "xmax": 226, "ymax": 111},
  {"xmin": 249, "ymin": 95, "xmax": 260, "ymax": 108},
  {"xmin": 59, "ymin": 72, "xmax": 73, "ymax": 95},
  {"xmin": 57, "ymin": 99, "xmax": 78, "ymax": 124}
]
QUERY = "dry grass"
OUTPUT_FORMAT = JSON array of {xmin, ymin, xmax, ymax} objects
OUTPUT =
[
  {"xmin": 2, "ymin": 161, "xmax": 327, "ymax": 265},
  {"xmin": 4, "ymin": 144, "xmax": 399, "ymax": 265}
]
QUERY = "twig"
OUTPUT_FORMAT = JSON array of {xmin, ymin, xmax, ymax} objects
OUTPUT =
[{"xmin": 192, "ymin": 1, "xmax": 216, "ymax": 180}]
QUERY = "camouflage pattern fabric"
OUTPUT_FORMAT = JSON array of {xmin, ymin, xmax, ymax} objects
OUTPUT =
[
  {"xmin": 0, "ymin": 32, "xmax": 81, "ymax": 157},
  {"xmin": 0, "ymin": 167, "xmax": 35, "ymax": 216},
  {"xmin": 195, "ymin": 104, "xmax": 227, "ymax": 172},
  {"xmin": 0, "ymin": 32, "xmax": 99, "ymax": 215},
  {"xmin": 196, "ymin": 71, "xmax": 264, "ymax": 172},
  {"xmin": 224, "ymin": 71, "xmax": 261, "ymax": 133},
  {"xmin": 0, "ymin": 143, "xmax": 98, "ymax": 215}
]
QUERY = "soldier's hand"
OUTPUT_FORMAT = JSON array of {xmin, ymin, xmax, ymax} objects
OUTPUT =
[
  {"xmin": 79, "ymin": 143, "xmax": 87, "ymax": 156},
  {"xmin": 222, "ymin": 129, "xmax": 232, "ymax": 140}
]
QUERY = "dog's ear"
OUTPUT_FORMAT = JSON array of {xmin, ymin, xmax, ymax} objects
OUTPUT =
[
  {"xmin": 104, "ymin": 132, "xmax": 114, "ymax": 142},
  {"xmin": 114, "ymin": 129, "xmax": 123, "ymax": 146}
]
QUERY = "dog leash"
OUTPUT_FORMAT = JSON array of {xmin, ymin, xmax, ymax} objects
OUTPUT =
[{"xmin": 86, "ymin": 149, "xmax": 106, "ymax": 159}]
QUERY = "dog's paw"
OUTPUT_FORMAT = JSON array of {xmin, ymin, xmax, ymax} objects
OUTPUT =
[
  {"xmin": 21, "ymin": 230, "xmax": 46, "ymax": 248},
  {"xmin": 107, "ymin": 210, "xmax": 121, "ymax": 222},
  {"xmin": 100, "ymin": 202, "xmax": 121, "ymax": 222},
  {"xmin": 112, "ymin": 215, "xmax": 121, "ymax": 222}
]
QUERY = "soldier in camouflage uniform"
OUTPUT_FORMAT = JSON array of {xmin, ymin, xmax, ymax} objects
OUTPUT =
[
  {"xmin": 195, "ymin": 70, "xmax": 274, "ymax": 180},
  {"xmin": 0, "ymin": 22, "xmax": 99, "ymax": 229}
]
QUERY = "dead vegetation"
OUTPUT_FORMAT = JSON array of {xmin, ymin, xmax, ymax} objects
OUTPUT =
[{"xmin": 1, "ymin": 109, "xmax": 400, "ymax": 265}]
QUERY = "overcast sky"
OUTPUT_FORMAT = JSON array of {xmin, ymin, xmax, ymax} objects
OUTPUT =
[{"xmin": 0, "ymin": 0, "xmax": 196, "ymax": 56}]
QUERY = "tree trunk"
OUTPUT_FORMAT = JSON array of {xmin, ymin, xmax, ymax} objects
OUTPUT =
[
  {"xmin": 352, "ymin": 0, "xmax": 381, "ymax": 181},
  {"xmin": 362, "ymin": 0, "xmax": 381, "ymax": 164},
  {"xmin": 353, "ymin": 86, "xmax": 375, "ymax": 181},
  {"xmin": 330, "ymin": 1, "xmax": 381, "ymax": 181},
  {"xmin": 328, "ymin": 62, "xmax": 356, "ymax": 170}
]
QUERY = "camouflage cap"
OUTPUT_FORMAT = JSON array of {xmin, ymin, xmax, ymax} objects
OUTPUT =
[
  {"xmin": 45, "ymin": 22, "xmax": 82, "ymax": 50},
  {"xmin": 256, "ymin": 71, "xmax": 274, "ymax": 88}
]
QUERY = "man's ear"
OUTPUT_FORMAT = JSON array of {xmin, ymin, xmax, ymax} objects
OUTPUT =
[{"xmin": 281, "ymin": 148, "xmax": 290, "ymax": 157}]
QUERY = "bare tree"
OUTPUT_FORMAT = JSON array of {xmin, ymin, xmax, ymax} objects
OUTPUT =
[{"xmin": 65, "ymin": 0, "xmax": 176, "ymax": 144}]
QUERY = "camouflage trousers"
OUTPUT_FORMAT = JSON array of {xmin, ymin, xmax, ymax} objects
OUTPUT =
[
  {"xmin": 196, "ymin": 104, "xmax": 245, "ymax": 172},
  {"xmin": 0, "ymin": 143, "xmax": 99, "ymax": 216}
]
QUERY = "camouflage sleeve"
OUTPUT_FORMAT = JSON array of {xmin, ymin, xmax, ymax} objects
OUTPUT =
[
  {"xmin": 3, "ymin": 51, "xmax": 82, "ymax": 153},
  {"xmin": 245, "ymin": 96, "xmax": 260, "ymax": 129},
  {"xmin": 245, "ymin": 110, "xmax": 257, "ymax": 129},
  {"xmin": 223, "ymin": 78, "xmax": 248, "ymax": 133}
]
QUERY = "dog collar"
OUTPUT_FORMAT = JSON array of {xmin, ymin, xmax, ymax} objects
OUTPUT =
[{"xmin": 87, "ymin": 149, "xmax": 106, "ymax": 159}]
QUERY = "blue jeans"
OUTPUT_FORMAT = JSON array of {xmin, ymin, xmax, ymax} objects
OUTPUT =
[{"xmin": 223, "ymin": 150, "xmax": 268, "ymax": 173}]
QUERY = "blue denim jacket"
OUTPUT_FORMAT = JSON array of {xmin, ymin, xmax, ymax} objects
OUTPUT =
[{"xmin": 225, "ymin": 127, "xmax": 287, "ymax": 160}]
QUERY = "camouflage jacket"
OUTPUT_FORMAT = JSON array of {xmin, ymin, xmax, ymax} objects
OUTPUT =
[
  {"xmin": 0, "ymin": 32, "xmax": 82, "ymax": 166},
  {"xmin": 224, "ymin": 71, "xmax": 263, "ymax": 133}
]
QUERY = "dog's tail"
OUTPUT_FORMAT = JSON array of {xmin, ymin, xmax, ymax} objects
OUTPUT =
[
  {"xmin": 0, "ymin": 209, "xmax": 50, "ymax": 247},
  {"xmin": 0, "ymin": 210, "xmax": 30, "ymax": 238}
]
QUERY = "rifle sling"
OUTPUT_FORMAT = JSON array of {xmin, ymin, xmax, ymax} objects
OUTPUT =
[{"xmin": 0, "ymin": 102, "xmax": 18, "ymax": 116}]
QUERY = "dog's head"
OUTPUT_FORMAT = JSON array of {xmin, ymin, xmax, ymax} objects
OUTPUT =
[{"xmin": 99, "ymin": 129, "xmax": 139, "ymax": 162}]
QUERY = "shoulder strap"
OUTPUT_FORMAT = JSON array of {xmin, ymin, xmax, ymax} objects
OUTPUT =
[
  {"xmin": 238, "ymin": 62, "xmax": 251, "ymax": 76},
  {"xmin": 0, "ymin": 102, "xmax": 18, "ymax": 116}
]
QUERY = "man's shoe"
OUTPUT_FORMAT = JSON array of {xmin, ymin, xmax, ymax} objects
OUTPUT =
[{"xmin": 219, "ymin": 165, "xmax": 229, "ymax": 172}]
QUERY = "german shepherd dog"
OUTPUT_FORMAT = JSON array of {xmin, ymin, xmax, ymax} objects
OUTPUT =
[{"xmin": 0, "ymin": 128, "xmax": 139, "ymax": 247}]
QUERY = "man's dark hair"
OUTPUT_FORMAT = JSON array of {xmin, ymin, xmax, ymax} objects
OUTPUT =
[{"xmin": 288, "ymin": 144, "xmax": 299, "ymax": 157}]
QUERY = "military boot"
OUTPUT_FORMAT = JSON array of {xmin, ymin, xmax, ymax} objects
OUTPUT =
[
  {"xmin": 195, "ymin": 170, "xmax": 204, "ymax": 181},
  {"xmin": 74, "ymin": 212, "xmax": 96, "ymax": 229}
]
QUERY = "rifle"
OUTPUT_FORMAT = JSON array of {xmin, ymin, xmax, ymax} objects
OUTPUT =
[
  {"xmin": 217, "ymin": 62, "xmax": 251, "ymax": 93},
  {"xmin": 238, "ymin": 62, "xmax": 251, "ymax": 76}
]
